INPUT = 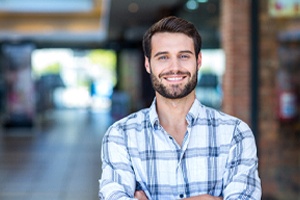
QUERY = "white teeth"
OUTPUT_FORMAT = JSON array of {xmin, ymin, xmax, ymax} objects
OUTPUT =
[{"xmin": 167, "ymin": 77, "xmax": 183, "ymax": 81}]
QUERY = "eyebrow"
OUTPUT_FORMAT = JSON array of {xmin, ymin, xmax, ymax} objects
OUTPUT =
[
  {"xmin": 153, "ymin": 50, "xmax": 194, "ymax": 58},
  {"xmin": 179, "ymin": 50, "xmax": 194, "ymax": 55},
  {"xmin": 153, "ymin": 51, "xmax": 168, "ymax": 58}
]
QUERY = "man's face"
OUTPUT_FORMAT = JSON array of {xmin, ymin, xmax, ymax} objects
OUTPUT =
[{"xmin": 145, "ymin": 32, "xmax": 201, "ymax": 99}]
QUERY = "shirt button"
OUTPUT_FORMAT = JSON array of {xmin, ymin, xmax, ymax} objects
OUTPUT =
[
  {"xmin": 169, "ymin": 136, "xmax": 172, "ymax": 139},
  {"xmin": 179, "ymin": 194, "xmax": 184, "ymax": 198}
]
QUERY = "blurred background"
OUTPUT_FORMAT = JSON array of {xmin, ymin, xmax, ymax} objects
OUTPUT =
[{"xmin": 0, "ymin": 0, "xmax": 299, "ymax": 199}]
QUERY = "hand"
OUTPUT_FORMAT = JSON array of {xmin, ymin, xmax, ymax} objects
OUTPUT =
[
  {"xmin": 184, "ymin": 194, "xmax": 223, "ymax": 200},
  {"xmin": 134, "ymin": 190, "xmax": 148, "ymax": 200}
]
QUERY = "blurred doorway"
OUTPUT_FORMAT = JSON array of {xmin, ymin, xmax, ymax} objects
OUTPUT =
[{"xmin": 32, "ymin": 48, "xmax": 117, "ymax": 112}]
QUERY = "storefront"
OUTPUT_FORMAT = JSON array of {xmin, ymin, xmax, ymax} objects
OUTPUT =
[
  {"xmin": 260, "ymin": 1, "xmax": 300, "ymax": 199},
  {"xmin": 221, "ymin": 1, "xmax": 300, "ymax": 199}
]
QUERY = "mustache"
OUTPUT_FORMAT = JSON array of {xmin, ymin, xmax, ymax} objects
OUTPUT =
[{"xmin": 158, "ymin": 71, "xmax": 191, "ymax": 79}]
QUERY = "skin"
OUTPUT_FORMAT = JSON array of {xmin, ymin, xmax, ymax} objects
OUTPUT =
[
  {"xmin": 145, "ymin": 32, "xmax": 201, "ymax": 146},
  {"xmin": 137, "ymin": 32, "xmax": 222, "ymax": 200}
]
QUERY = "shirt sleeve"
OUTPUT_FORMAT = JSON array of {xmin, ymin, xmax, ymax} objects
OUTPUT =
[
  {"xmin": 222, "ymin": 121, "xmax": 262, "ymax": 200},
  {"xmin": 99, "ymin": 126, "xmax": 137, "ymax": 200}
]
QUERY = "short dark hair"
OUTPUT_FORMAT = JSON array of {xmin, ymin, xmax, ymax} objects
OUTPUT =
[{"xmin": 142, "ymin": 16, "xmax": 202, "ymax": 59}]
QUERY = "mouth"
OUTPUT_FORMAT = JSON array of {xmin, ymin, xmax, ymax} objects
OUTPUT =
[
  {"xmin": 165, "ymin": 76, "xmax": 186, "ymax": 81},
  {"xmin": 159, "ymin": 71, "xmax": 190, "ymax": 83}
]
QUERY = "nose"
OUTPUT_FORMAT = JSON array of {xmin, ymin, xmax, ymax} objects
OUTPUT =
[{"xmin": 168, "ymin": 57, "xmax": 181, "ymax": 71}]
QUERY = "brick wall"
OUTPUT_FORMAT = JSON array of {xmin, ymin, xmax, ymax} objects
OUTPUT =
[
  {"xmin": 221, "ymin": 0, "xmax": 251, "ymax": 124},
  {"xmin": 222, "ymin": 1, "xmax": 300, "ymax": 199},
  {"xmin": 258, "ymin": 1, "xmax": 300, "ymax": 199}
]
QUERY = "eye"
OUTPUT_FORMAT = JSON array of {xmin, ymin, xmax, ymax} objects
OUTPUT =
[
  {"xmin": 158, "ymin": 55, "xmax": 168, "ymax": 60},
  {"xmin": 179, "ymin": 54, "xmax": 190, "ymax": 59}
]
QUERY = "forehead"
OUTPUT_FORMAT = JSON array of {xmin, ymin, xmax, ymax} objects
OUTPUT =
[{"xmin": 151, "ymin": 32, "xmax": 194, "ymax": 53}]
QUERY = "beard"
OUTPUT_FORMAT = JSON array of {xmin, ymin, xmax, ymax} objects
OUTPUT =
[{"xmin": 150, "ymin": 68, "xmax": 198, "ymax": 99}]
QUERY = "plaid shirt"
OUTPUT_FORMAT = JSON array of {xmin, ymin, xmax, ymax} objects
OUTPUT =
[{"xmin": 99, "ymin": 99, "xmax": 261, "ymax": 200}]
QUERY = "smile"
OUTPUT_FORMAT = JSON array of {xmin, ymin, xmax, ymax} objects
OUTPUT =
[{"xmin": 166, "ymin": 77, "xmax": 184, "ymax": 81}]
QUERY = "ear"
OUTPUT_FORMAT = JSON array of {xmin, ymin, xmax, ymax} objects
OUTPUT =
[
  {"xmin": 196, "ymin": 52, "xmax": 202, "ymax": 71},
  {"xmin": 144, "ymin": 56, "xmax": 151, "ymax": 74}
]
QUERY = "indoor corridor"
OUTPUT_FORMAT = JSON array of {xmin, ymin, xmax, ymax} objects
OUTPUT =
[{"xmin": 0, "ymin": 109, "xmax": 112, "ymax": 200}]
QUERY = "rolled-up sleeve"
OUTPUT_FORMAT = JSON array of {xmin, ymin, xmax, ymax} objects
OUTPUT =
[
  {"xmin": 99, "ymin": 126, "xmax": 137, "ymax": 200},
  {"xmin": 223, "ymin": 121, "xmax": 262, "ymax": 200}
]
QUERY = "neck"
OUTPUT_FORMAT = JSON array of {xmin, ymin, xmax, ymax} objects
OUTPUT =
[
  {"xmin": 155, "ymin": 92, "xmax": 196, "ymax": 146},
  {"xmin": 155, "ymin": 92, "xmax": 195, "ymax": 126}
]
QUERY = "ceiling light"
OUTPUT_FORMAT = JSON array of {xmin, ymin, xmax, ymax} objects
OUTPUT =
[
  {"xmin": 186, "ymin": 0, "xmax": 199, "ymax": 10},
  {"xmin": 128, "ymin": 2, "xmax": 139, "ymax": 13},
  {"xmin": 197, "ymin": 0, "xmax": 208, "ymax": 3}
]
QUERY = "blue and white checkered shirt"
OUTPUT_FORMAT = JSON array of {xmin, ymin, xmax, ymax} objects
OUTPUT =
[{"xmin": 99, "ymin": 99, "xmax": 261, "ymax": 200}]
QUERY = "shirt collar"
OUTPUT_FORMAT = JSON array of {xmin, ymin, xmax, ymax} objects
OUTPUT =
[
  {"xmin": 187, "ymin": 98, "xmax": 203, "ymax": 126},
  {"xmin": 149, "ymin": 98, "xmax": 159, "ymax": 129},
  {"xmin": 148, "ymin": 98, "xmax": 204, "ymax": 128}
]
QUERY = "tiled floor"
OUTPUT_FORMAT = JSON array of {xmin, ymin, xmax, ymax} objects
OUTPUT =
[{"xmin": 0, "ymin": 109, "xmax": 112, "ymax": 200}]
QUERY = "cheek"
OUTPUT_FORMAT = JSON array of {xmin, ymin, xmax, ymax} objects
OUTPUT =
[{"xmin": 147, "ymin": 64, "xmax": 161, "ymax": 76}]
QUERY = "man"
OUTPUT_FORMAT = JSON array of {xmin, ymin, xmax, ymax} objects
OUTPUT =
[{"xmin": 99, "ymin": 16, "xmax": 261, "ymax": 200}]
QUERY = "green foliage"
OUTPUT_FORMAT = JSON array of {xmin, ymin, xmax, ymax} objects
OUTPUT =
[
  {"xmin": 88, "ymin": 49, "xmax": 116, "ymax": 71},
  {"xmin": 199, "ymin": 65, "xmax": 214, "ymax": 74},
  {"xmin": 33, "ymin": 62, "xmax": 61, "ymax": 76}
]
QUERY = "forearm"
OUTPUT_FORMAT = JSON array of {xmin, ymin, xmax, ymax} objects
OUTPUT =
[
  {"xmin": 99, "ymin": 164, "xmax": 137, "ymax": 199},
  {"xmin": 134, "ymin": 191, "xmax": 222, "ymax": 200},
  {"xmin": 99, "ymin": 182, "xmax": 136, "ymax": 200},
  {"xmin": 100, "ymin": 158, "xmax": 140, "ymax": 200},
  {"xmin": 99, "ymin": 128, "xmax": 137, "ymax": 200},
  {"xmin": 222, "ymin": 122, "xmax": 262, "ymax": 199},
  {"xmin": 184, "ymin": 194, "xmax": 222, "ymax": 200}
]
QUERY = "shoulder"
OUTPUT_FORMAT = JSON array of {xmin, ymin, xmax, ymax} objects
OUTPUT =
[
  {"xmin": 108, "ymin": 108, "xmax": 151, "ymax": 133},
  {"xmin": 199, "ymin": 106, "xmax": 257, "ymax": 151},
  {"xmin": 102, "ymin": 108, "xmax": 151, "ymax": 148},
  {"xmin": 200, "ymin": 105, "xmax": 241, "ymax": 125},
  {"xmin": 199, "ymin": 105, "xmax": 252, "ymax": 135}
]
